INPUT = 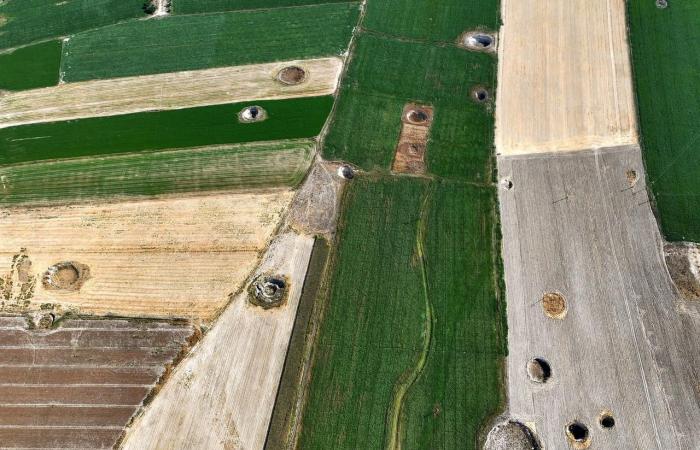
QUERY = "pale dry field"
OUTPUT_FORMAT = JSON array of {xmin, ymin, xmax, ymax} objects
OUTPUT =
[
  {"xmin": 495, "ymin": 0, "xmax": 638, "ymax": 155},
  {"xmin": 0, "ymin": 57, "xmax": 343, "ymax": 128},
  {"xmin": 0, "ymin": 190, "xmax": 294, "ymax": 319},
  {"xmin": 120, "ymin": 232, "xmax": 315, "ymax": 450}
]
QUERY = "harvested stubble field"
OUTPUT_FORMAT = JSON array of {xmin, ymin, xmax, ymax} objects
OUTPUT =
[
  {"xmin": 61, "ymin": 3, "xmax": 360, "ymax": 81},
  {"xmin": 0, "ymin": 96, "xmax": 333, "ymax": 165},
  {"xmin": 0, "ymin": 139, "xmax": 315, "ymax": 205},
  {"xmin": 323, "ymin": 33, "xmax": 496, "ymax": 181},
  {"xmin": 299, "ymin": 176, "xmax": 505, "ymax": 449},
  {"xmin": 173, "ymin": 0, "xmax": 353, "ymax": 15},
  {"xmin": 0, "ymin": 0, "xmax": 145, "ymax": 50},
  {"xmin": 0, "ymin": 40, "xmax": 61, "ymax": 91},
  {"xmin": 627, "ymin": 1, "xmax": 700, "ymax": 242},
  {"xmin": 0, "ymin": 57, "xmax": 343, "ymax": 128}
]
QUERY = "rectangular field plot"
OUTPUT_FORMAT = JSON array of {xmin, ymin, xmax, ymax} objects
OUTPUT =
[
  {"xmin": 298, "ymin": 176, "xmax": 505, "ymax": 449},
  {"xmin": 0, "ymin": 96, "xmax": 333, "ymax": 165},
  {"xmin": 173, "ymin": 0, "xmax": 352, "ymax": 14},
  {"xmin": 0, "ymin": 0, "xmax": 145, "ymax": 51},
  {"xmin": 61, "ymin": 3, "xmax": 360, "ymax": 81},
  {"xmin": 0, "ymin": 140, "xmax": 315, "ymax": 205},
  {"xmin": 363, "ymin": 0, "xmax": 499, "ymax": 42},
  {"xmin": 628, "ymin": 1, "xmax": 700, "ymax": 242},
  {"xmin": 323, "ymin": 34, "xmax": 495, "ymax": 181},
  {"xmin": 0, "ymin": 40, "xmax": 61, "ymax": 91}
]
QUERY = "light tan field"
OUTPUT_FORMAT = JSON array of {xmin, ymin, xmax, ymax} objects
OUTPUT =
[
  {"xmin": 0, "ymin": 190, "xmax": 294, "ymax": 319},
  {"xmin": 121, "ymin": 232, "xmax": 315, "ymax": 450},
  {"xmin": 0, "ymin": 57, "xmax": 343, "ymax": 129},
  {"xmin": 495, "ymin": 0, "xmax": 638, "ymax": 155}
]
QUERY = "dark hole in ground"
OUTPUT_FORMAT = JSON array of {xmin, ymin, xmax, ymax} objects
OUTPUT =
[
  {"xmin": 142, "ymin": 1, "xmax": 156, "ymax": 14},
  {"xmin": 338, "ymin": 165, "xmax": 355, "ymax": 179},
  {"xmin": 250, "ymin": 274, "xmax": 288, "ymax": 308},
  {"xmin": 466, "ymin": 33, "xmax": 494, "ymax": 49},
  {"xmin": 567, "ymin": 422, "xmax": 590, "ymax": 442},
  {"xmin": 599, "ymin": 413, "xmax": 615, "ymax": 429},
  {"xmin": 407, "ymin": 109, "xmax": 428, "ymax": 123},
  {"xmin": 472, "ymin": 87, "xmax": 489, "ymax": 103},
  {"xmin": 249, "ymin": 107, "xmax": 259, "ymax": 118},
  {"xmin": 527, "ymin": 357, "xmax": 551, "ymax": 383},
  {"xmin": 501, "ymin": 178, "xmax": 513, "ymax": 190}
]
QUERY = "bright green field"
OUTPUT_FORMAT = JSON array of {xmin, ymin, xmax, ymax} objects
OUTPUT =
[
  {"xmin": 0, "ymin": 0, "xmax": 145, "ymax": 50},
  {"xmin": 324, "ymin": 34, "xmax": 496, "ymax": 182},
  {"xmin": 628, "ymin": 2, "xmax": 700, "ymax": 242},
  {"xmin": 61, "ymin": 3, "xmax": 359, "ymax": 81},
  {"xmin": 0, "ymin": 139, "xmax": 314, "ymax": 205},
  {"xmin": 363, "ymin": 0, "xmax": 500, "ymax": 42},
  {"xmin": 0, "ymin": 40, "xmax": 61, "ymax": 90},
  {"xmin": 173, "ymin": 0, "xmax": 352, "ymax": 14},
  {"xmin": 0, "ymin": 96, "xmax": 333, "ymax": 165},
  {"xmin": 299, "ymin": 176, "xmax": 506, "ymax": 449}
]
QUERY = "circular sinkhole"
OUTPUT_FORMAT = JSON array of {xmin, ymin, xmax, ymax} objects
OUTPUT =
[
  {"xmin": 542, "ymin": 292, "xmax": 567, "ymax": 319},
  {"xmin": 656, "ymin": 0, "xmax": 668, "ymax": 9},
  {"xmin": 463, "ymin": 31, "xmax": 496, "ymax": 51},
  {"xmin": 249, "ymin": 274, "xmax": 288, "ymax": 309},
  {"xmin": 565, "ymin": 421, "xmax": 591, "ymax": 448},
  {"xmin": 500, "ymin": 178, "xmax": 513, "ymax": 190},
  {"xmin": 471, "ymin": 86, "xmax": 490, "ymax": 103},
  {"xmin": 599, "ymin": 411, "xmax": 615, "ymax": 429},
  {"xmin": 43, "ymin": 261, "xmax": 90, "ymax": 291},
  {"xmin": 484, "ymin": 420, "xmax": 542, "ymax": 450},
  {"xmin": 337, "ymin": 165, "xmax": 355, "ymax": 180},
  {"xmin": 238, "ymin": 105, "xmax": 267, "ymax": 123},
  {"xmin": 527, "ymin": 357, "xmax": 552, "ymax": 383},
  {"xmin": 277, "ymin": 66, "xmax": 307, "ymax": 85},
  {"xmin": 406, "ymin": 108, "xmax": 429, "ymax": 124},
  {"xmin": 626, "ymin": 169, "xmax": 638, "ymax": 187}
]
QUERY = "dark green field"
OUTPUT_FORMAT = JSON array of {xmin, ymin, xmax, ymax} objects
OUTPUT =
[
  {"xmin": 628, "ymin": 1, "xmax": 700, "ymax": 242},
  {"xmin": 0, "ymin": 96, "xmax": 332, "ymax": 165},
  {"xmin": 298, "ymin": 176, "xmax": 505, "ymax": 449},
  {"xmin": 0, "ymin": 0, "xmax": 145, "ymax": 50},
  {"xmin": 0, "ymin": 139, "xmax": 314, "ymax": 205},
  {"xmin": 363, "ymin": 0, "xmax": 499, "ymax": 42},
  {"xmin": 173, "ymin": 0, "xmax": 352, "ymax": 14},
  {"xmin": 61, "ymin": 3, "xmax": 359, "ymax": 81},
  {"xmin": 0, "ymin": 40, "xmax": 61, "ymax": 90},
  {"xmin": 324, "ymin": 34, "xmax": 496, "ymax": 181}
]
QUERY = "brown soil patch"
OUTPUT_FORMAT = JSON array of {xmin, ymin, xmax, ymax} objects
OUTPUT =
[
  {"xmin": 277, "ymin": 66, "xmax": 306, "ymax": 85},
  {"xmin": 664, "ymin": 244, "xmax": 700, "ymax": 300},
  {"xmin": 43, "ymin": 261, "xmax": 90, "ymax": 291},
  {"xmin": 542, "ymin": 292, "xmax": 567, "ymax": 319},
  {"xmin": 393, "ymin": 104, "xmax": 433, "ymax": 175},
  {"xmin": 626, "ymin": 169, "xmax": 638, "ymax": 186}
]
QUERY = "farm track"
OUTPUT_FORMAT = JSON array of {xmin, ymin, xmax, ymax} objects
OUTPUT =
[{"xmin": 385, "ymin": 186, "xmax": 434, "ymax": 450}]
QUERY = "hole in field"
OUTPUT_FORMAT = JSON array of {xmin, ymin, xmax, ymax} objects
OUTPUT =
[
  {"xmin": 656, "ymin": 0, "xmax": 668, "ymax": 9},
  {"xmin": 599, "ymin": 412, "xmax": 615, "ymax": 429},
  {"xmin": 485, "ymin": 420, "xmax": 542, "ymax": 450},
  {"xmin": 250, "ymin": 275, "xmax": 287, "ymax": 308},
  {"xmin": 406, "ymin": 109, "xmax": 429, "ymax": 124},
  {"xmin": 527, "ymin": 357, "xmax": 552, "ymax": 383},
  {"xmin": 626, "ymin": 169, "xmax": 638, "ymax": 186},
  {"xmin": 566, "ymin": 421, "xmax": 591, "ymax": 447},
  {"xmin": 471, "ymin": 86, "xmax": 490, "ymax": 103},
  {"xmin": 238, "ymin": 105, "xmax": 267, "ymax": 123},
  {"xmin": 277, "ymin": 66, "xmax": 307, "ymax": 85},
  {"xmin": 463, "ymin": 32, "xmax": 496, "ymax": 51},
  {"xmin": 43, "ymin": 261, "xmax": 90, "ymax": 291},
  {"xmin": 142, "ymin": 1, "xmax": 156, "ymax": 15},
  {"xmin": 542, "ymin": 292, "xmax": 567, "ymax": 319},
  {"xmin": 501, "ymin": 178, "xmax": 513, "ymax": 190},
  {"xmin": 337, "ymin": 165, "xmax": 355, "ymax": 180}
]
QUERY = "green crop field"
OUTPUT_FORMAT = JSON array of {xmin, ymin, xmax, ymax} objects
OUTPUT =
[
  {"xmin": 324, "ymin": 33, "xmax": 496, "ymax": 182},
  {"xmin": 0, "ymin": 0, "xmax": 145, "ymax": 51},
  {"xmin": 0, "ymin": 96, "xmax": 333, "ymax": 165},
  {"xmin": 298, "ymin": 176, "xmax": 505, "ymax": 449},
  {"xmin": 363, "ymin": 0, "xmax": 500, "ymax": 43},
  {"xmin": 628, "ymin": 2, "xmax": 700, "ymax": 242},
  {"xmin": 173, "ymin": 0, "xmax": 352, "ymax": 15},
  {"xmin": 0, "ymin": 139, "xmax": 314, "ymax": 205},
  {"xmin": 61, "ymin": 3, "xmax": 360, "ymax": 81},
  {"xmin": 0, "ymin": 40, "xmax": 62, "ymax": 91}
]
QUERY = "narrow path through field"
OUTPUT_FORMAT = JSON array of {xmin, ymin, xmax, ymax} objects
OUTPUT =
[{"xmin": 385, "ymin": 185, "xmax": 435, "ymax": 450}]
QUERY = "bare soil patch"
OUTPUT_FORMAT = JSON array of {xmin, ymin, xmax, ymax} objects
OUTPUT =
[
  {"xmin": 485, "ymin": 420, "xmax": 541, "ymax": 450},
  {"xmin": 664, "ymin": 243, "xmax": 700, "ymax": 300},
  {"xmin": 277, "ymin": 66, "xmax": 307, "ymax": 85},
  {"xmin": 626, "ymin": 169, "xmax": 638, "ymax": 186},
  {"xmin": 43, "ymin": 261, "xmax": 90, "ymax": 291},
  {"xmin": 542, "ymin": 292, "xmax": 567, "ymax": 318},
  {"xmin": 392, "ymin": 104, "xmax": 433, "ymax": 175}
]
